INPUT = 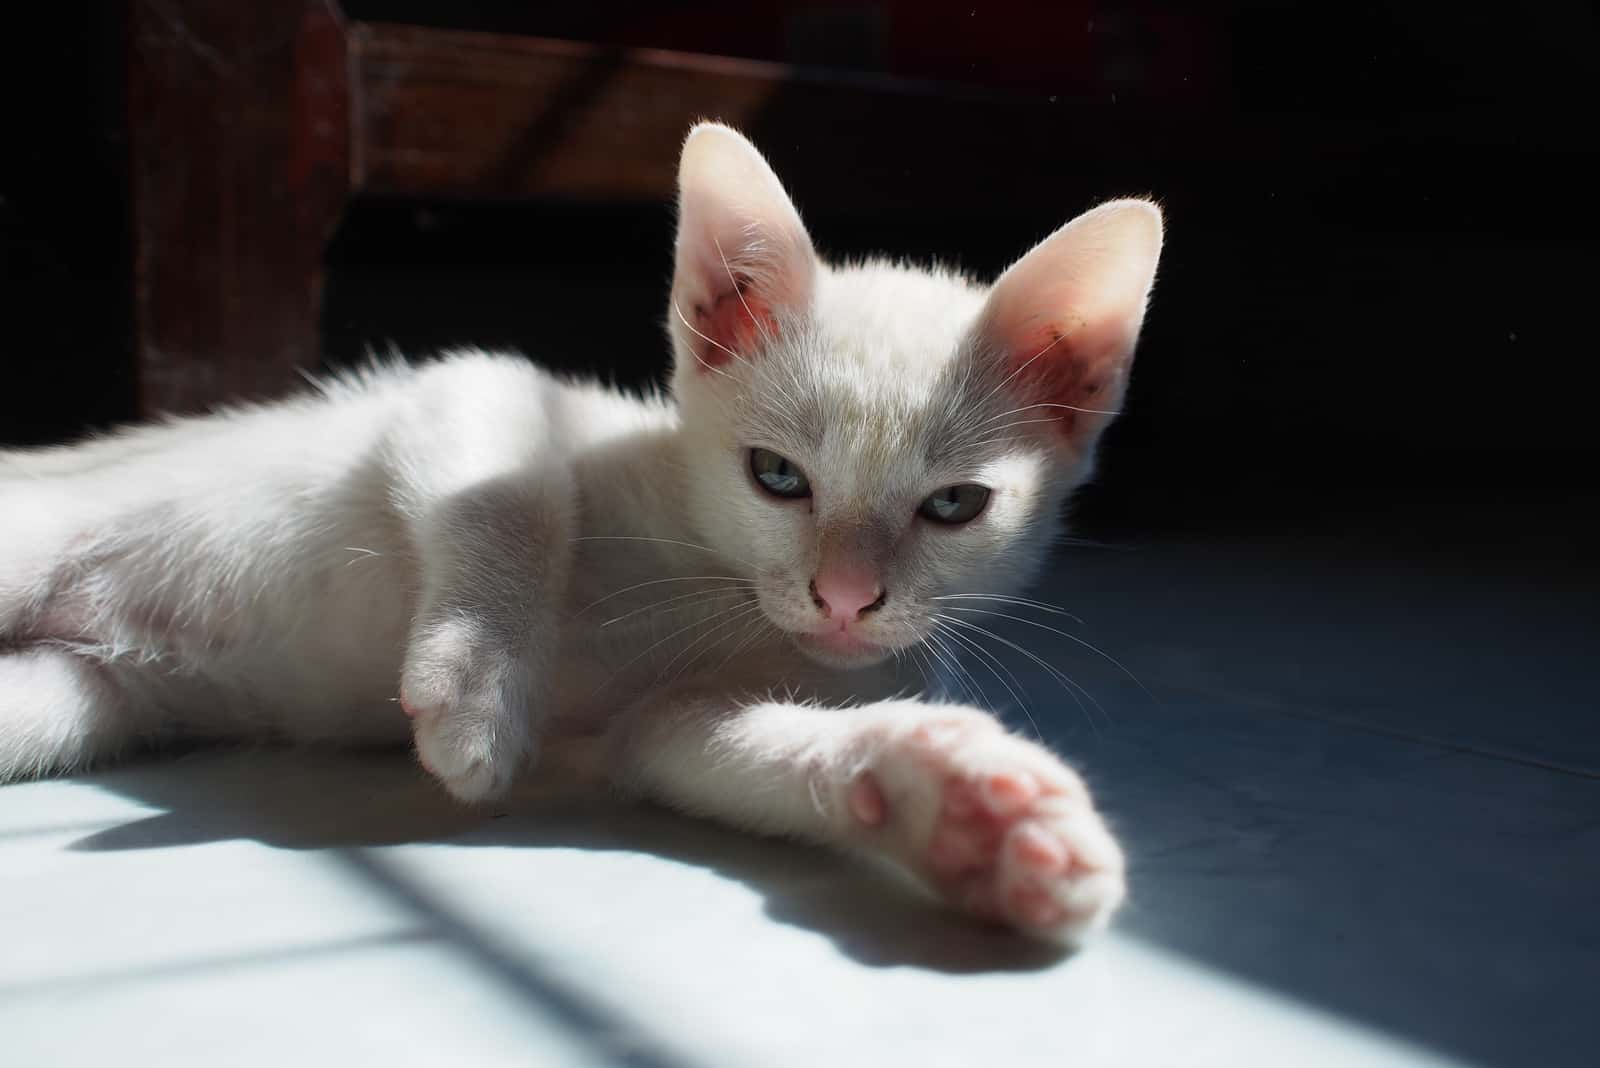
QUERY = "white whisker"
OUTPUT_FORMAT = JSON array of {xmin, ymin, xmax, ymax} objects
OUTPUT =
[
  {"xmin": 712, "ymin": 612, "xmax": 775, "ymax": 672},
  {"xmin": 975, "ymin": 331, "xmax": 1071, "ymax": 408},
  {"xmin": 925, "ymin": 627, "xmax": 985, "ymax": 708},
  {"xmin": 939, "ymin": 614, "xmax": 1105, "ymax": 734},
  {"xmin": 977, "ymin": 400, "xmax": 1122, "ymax": 426},
  {"xmin": 939, "ymin": 606, "xmax": 1153, "ymax": 702},
  {"xmin": 714, "ymin": 234, "xmax": 776, "ymax": 348},
  {"xmin": 580, "ymin": 575, "xmax": 755, "ymax": 615},
  {"xmin": 599, "ymin": 585, "xmax": 754, "ymax": 628},
  {"xmin": 933, "ymin": 619, "xmax": 1041, "ymax": 742},
  {"xmin": 572, "ymin": 535, "xmax": 758, "ymax": 571},
  {"xmin": 933, "ymin": 593, "xmax": 1084, "ymax": 625},
  {"xmin": 965, "ymin": 418, "xmax": 1095, "ymax": 448},
  {"xmin": 672, "ymin": 299, "xmax": 742, "ymax": 377},
  {"xmin": 907, "ymin": 643, "xmax": 935, "ymax": 697},
  {"xmin": 590, "ymin": 595, "xmax": 757, "ymax": 696},
  {"xmin": 660, "ymin": 601, "xmax": 768, "ymax": 683},
  {"xmin": 921, "ymin": 644, "xmax": 944, "ymax": 699}
]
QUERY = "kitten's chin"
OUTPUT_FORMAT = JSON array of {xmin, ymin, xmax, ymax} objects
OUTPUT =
[{"xmin": 791, "ymin": 629, "xmax": 893, "ymax": 669}]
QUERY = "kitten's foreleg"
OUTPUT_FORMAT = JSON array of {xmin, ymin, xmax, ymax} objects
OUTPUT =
[
  {"xmin": 608, "ymin": 694, "xmax": 1125, "ymax": 942},
  {"xmin": 398, "ymin": 464, "xmax": 574, "ymax": 803}
]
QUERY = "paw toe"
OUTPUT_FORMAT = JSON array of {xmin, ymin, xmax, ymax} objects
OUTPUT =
[
  {"xmin": 848, "ymin": 773, "xmax": 887, "ymax": 826},
  {"xmin": 1007, "ymin": 884, "xmax": 1070, "ymax": 930},
  {"xmin": 1009, "ymin": 822, "xmax": 1069, "ymax": 872},
  {"xmin": 981, "ymin": 770, "xmax": 1038, "ymax": 813}
]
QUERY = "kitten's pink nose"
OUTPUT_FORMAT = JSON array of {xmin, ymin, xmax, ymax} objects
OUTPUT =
[{"xmin": 810, "ymin": 572, "xmax": 885, "ymax": 622}]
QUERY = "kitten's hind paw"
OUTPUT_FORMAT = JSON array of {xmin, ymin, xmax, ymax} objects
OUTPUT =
[{"xmin": 845, "ymin": 706, "xmax": 1125, "ymax": 943}]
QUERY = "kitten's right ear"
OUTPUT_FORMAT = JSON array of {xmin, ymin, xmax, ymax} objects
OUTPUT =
[{"xmin": 670, "ymin": 123, "xmax": 817, "ymax": 371}]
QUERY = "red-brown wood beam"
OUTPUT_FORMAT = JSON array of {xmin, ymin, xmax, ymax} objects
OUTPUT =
[
  {"xmin": 349, "ymin": 26, "xmax": 785, "ymax": 203},
  {"xmin": 344, "ymin": 24, "xmax": 1212, "ymax": 216}
]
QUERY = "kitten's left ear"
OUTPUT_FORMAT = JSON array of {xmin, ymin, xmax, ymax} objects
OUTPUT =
[
  {"xmin": 974, "ymin": 199, "xmax": 1164, "ymax": 448},
  {"xmin": 670, "ymin": 123, "xmax": 817, "ymax": 371}
]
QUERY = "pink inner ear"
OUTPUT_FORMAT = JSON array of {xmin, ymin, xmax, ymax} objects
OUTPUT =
[
  {"xmin": 692, "ymin": 281, "xmax": 780, "ymax": 368},
  {"xmin": 1006, "ymin": 320, "xmax": 1121, "ymax": 439}
]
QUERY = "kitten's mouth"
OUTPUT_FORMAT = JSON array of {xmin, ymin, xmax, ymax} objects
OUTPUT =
[{"xmin": 793, "ymin": 626, "xmax": 890, "ymax": 667}]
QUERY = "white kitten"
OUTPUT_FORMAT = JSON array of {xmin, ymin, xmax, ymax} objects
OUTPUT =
[{"xmin": 0, "ymin": 124, "xmax": 1162, "ymax": 942}]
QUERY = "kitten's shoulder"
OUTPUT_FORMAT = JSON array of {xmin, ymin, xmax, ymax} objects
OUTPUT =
[
  {"xmin": 317, "ymin": 347, "xmax": 542, "ymax": 401},
  {"xmin": 395, "ymin": 348, "xmax": 675, "ymax": 447}
]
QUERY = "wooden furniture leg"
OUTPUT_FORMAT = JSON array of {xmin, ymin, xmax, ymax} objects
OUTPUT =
[{"xmin": 128, "ymin": 0, "xmax": 349, "ymax": 416}]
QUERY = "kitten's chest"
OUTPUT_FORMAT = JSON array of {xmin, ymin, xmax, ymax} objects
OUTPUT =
[
  {"xmin": 553, "ymin": 564, "xmax": 777, "ymax": 717},
  {"xmin": 550, "ymin": 593, "xmax": 907, "ymax": 735}
]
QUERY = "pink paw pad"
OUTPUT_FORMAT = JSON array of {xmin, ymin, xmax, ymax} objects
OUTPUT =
[
  {"xmin": 928, "ymin": 824, "xmax": 996, "ymax": 874},
  {"xmin": 1008, "ymin": 885, "xmax": 1069, "ymax": 929},
  {"xmin": 848, "ymin": 773, "xmax": 887, "ymax": 826},
  {"xmin": 907, "ymin": 748, "xmax": 1122, "ymax": 938},
  {"xmin": 1010, "ymin": 823, "xmax": 1068, "ymax": 872},
  {"xmin": 981, "ymin": 771, "xmax": 1038, "ymax": 812},
  {"xmin": 941, "ymin": 779, "xmax": 981, "ymax": 818},
  {"xmin": 858, "ymin": 710, "xmax": 1123, "ymax": 940}
]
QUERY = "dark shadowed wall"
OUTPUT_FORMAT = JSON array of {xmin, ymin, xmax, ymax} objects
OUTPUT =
[{"xmin": 6, "ymin": 3, "xmax": 1597, "ymax": 547}]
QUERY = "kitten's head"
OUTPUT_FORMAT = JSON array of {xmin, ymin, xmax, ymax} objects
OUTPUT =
[{"xmin": 668, "ymin": 124, "xmax": 1162, "ymax": 669}]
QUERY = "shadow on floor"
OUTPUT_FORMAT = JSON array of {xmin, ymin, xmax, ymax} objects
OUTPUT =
[
  {"xmin": 65, "ymin": 746, "xmax": 1066, "ymax": 977},
  {"xmin": 41, "ymin": 532, "xmax": 1600, "ymax": 1068}
]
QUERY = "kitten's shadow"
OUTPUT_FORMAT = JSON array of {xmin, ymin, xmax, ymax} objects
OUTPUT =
[{"xmin": 67, "ymin": 746, "xmax": 1066, "ymax": 975}]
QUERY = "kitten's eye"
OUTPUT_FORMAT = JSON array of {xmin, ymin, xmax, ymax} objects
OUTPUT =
[
  {"xmin": 919, "ymin": 484, "xmax": 990, "ymax": 524},
  {"xmin": 749, "ymin": 448, "xmax": 812, "ymax": 499}
]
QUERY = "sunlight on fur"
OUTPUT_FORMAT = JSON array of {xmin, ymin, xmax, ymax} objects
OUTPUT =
[{"xmin": 0, "ymin": 122, "xmax": 1163, "ymax": 942}]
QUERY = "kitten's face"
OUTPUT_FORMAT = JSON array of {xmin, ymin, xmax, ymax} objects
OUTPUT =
[
  {"xmin": 678, "ymin": 272, "xmax": 1075, "ymax": 668},
  {"xmin": 667, "ymin": 125, "xmax": 1162, "ymax": 669}
]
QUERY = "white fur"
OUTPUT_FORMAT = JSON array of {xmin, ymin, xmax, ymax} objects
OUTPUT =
[{"xmin": 0, "ymin": 124, "xmax": 1161, "ymax": 941}]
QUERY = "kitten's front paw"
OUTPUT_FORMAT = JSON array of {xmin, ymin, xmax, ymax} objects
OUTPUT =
[
  {"xmin": 844, "ymin": 705, "xmax": 1124, "ymax": 943},
  {"xmin": 401, "ymin": 627, "xmax": 534, "ymax": 803}
]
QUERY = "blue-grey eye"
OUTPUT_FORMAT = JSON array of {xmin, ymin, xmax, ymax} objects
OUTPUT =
[
  {"xmin": 750, "ymin": 448, "xmax": 811, "ymax": 499},
  {"xmin": 919, "ymin": 484, "xmax": 990, "ymax": 524}
]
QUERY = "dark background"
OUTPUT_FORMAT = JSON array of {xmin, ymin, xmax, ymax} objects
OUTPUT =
[{"xmin": 5, "ymin": 2, "xmax": 1597, "ymax": 546}]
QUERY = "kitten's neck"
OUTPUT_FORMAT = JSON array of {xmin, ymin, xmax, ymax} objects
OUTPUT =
[{"xmin": 572, "ymin": 417, "xmax": 729, "ymax": 570}]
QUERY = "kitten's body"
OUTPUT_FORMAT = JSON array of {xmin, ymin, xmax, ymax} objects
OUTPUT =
[
  {"xmin": 0, "ymin": 126, "xmax": 1161, "ymax": 941},
  {"xmin": 5, "ymin": 356, "xmax": 641, "ymax": 748}
]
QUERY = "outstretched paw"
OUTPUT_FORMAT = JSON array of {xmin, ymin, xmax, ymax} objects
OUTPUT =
[{"xmin": 845, "ymin": 706, "xmax": 1124, "ymax": 943}]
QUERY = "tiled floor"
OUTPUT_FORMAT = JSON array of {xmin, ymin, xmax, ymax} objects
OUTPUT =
[{"xmin": 3, "ymin": 535, "xmax": 1595, "ymax": 1067}]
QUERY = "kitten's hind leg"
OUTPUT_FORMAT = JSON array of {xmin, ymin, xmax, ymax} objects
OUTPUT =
[{"xmin": 0, "ymin": 647, "xmax": 137, "ymax": 783}]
